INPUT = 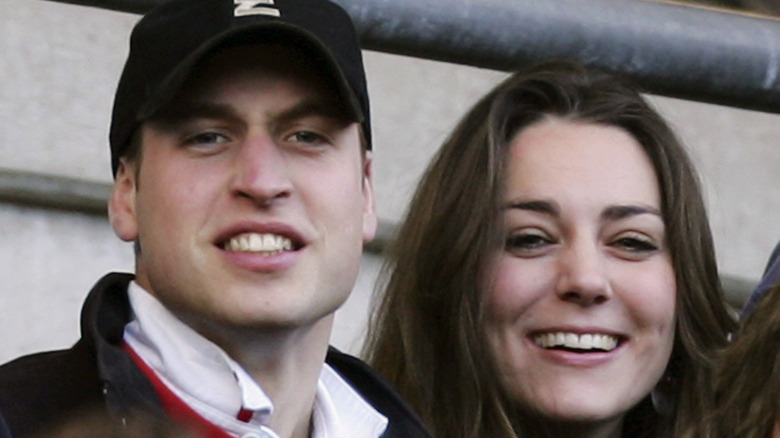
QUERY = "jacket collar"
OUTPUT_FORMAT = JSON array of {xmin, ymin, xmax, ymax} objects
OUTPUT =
[{"xmin": 80, "ymin": 273, "xmax": 162, "ymax": 419}]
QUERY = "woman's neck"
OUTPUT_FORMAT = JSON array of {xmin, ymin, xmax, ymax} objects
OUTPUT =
[{"xmin": 520, "ymin": 415, "xmax": 624, "ymax": 438}]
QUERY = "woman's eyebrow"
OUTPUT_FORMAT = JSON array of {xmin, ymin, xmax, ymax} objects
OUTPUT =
[
  {"xmin": 501, "ymin": 201, "xmax": 662, "ymax": 221},
  {"xmin": 503, "ymin": 199, "xmax": 560, "ymax": 216},
  {"xmin": 601, "ymin": 204, "xmax": 662, "ymax": 221}
]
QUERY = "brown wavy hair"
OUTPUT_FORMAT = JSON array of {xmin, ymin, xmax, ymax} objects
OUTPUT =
[
  {"xmin": 688, "ymin": 281, "xmax": 780, "ymax": 438},
  {"xmin": 363, "ymin": 59, "xmax": 736, "ymax": 438}
]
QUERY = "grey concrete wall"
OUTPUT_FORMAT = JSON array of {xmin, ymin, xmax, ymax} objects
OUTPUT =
[{"xmin": 1, "ymin": 0, "xmax": 778, "ymax": 363}]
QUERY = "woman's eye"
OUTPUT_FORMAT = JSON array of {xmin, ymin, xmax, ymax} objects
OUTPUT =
[
  {"xmin": 505, "ymin": 232, "xmax": 553, "ymax": 254},
  {"xmin": 612, "ymin": 236, "xmax": 659, "ymax": 253}
]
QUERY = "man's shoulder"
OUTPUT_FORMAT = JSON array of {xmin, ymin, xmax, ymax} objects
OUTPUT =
[
  {"xmin": 325, "ymin": 348, "xmax": 431, "ymax": 438},
  {"xmin": 0, "ymin": 272, "xmax": 132, "ymax": 399},
  {"xmin": 0, "ymin": 340, "xmax": 103, "ymax": 437},
  {"xmin": 0, "ymin": 272, "xmax": 133, "ymax": 438},
  {"xmin": 0, "ymin": 340, "xmax": 98, "ymax": 385}
]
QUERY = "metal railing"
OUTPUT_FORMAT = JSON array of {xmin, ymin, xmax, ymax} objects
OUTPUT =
[{"xmin": 46, "ymin": 0, "xmax": 780, "ymax": 114}]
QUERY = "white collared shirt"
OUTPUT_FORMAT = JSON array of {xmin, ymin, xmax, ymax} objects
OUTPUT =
[{"xmin": 123, "ymin": 282, "xmax": 388, "ymax": 438}]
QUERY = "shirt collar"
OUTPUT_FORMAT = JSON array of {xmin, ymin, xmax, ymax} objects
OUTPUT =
[
  {"xmin": 123, "ymin": 281, "xmax": 387, "ymax": 437},
  {"xmin": 314, "ymin": 364, "xmax": 389, "ymax": 438},
  {"xmin": 124, "ymin": 282, "xmax": 273, "ymax": 435}
]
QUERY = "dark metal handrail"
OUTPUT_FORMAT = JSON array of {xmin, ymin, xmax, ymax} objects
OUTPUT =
[{"xmin": 46, "ymin": 0, "xmax": 780, "ymax": 114}]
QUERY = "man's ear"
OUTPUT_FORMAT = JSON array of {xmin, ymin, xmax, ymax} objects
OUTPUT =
[
  {"xmin": 108, "ymin": 159, "xmax": 139, "ymax": 242},
  {"xmin": 361, "ymin": 152, "xmax": 378, "ymax": 242}
]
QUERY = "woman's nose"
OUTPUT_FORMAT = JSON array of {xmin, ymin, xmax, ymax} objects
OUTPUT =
[{"xmin": 554, "ymin": 240, "xmax": 612, "ymax": 306}]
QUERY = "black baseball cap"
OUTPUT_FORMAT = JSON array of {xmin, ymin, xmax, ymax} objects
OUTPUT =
[{"xmin": 109, "ymin": 0, "xmax": 371, "ymax": 175}]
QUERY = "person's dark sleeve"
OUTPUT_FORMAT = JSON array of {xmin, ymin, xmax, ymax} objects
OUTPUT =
[
  {"xmin": 742, "ymin": 240, "xmax": 780, "ymax": 317},
  {"xmin": 0, "ymin": 410, "xmax": 11, "ymax": 438}
]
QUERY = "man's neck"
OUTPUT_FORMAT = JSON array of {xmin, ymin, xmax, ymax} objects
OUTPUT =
[{"xmin": 187, "ymin": 315, "xmax": 335, "ymax": 438}]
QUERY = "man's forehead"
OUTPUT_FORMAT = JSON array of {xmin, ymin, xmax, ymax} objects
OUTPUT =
[{"xmin": 149, "ymin": 99, "xmax": 353, "ymax": 131}]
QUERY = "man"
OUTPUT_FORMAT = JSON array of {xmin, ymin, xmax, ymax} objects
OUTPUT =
[{"xmin": 0, "ymin": 1, "xmax": 430, "ymax": 437}]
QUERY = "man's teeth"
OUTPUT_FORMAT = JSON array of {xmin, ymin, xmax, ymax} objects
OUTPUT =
[
  {"xmin": 224, "ymin": 233, "xmax": 293, "ymax": 254},
  {"xmin": 534, "ymin": 332, "xmax": 619, "ymax": 351}
]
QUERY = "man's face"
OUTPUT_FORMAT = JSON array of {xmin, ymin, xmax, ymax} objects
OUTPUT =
[{"xmin": 109, "ymin": 44, "xmax": 376, "ymax": 339}]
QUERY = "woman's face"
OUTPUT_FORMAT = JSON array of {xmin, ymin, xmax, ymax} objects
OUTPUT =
[{"xmin": 484, "ymin": 117, "xmax": 676, "ymax": 434}]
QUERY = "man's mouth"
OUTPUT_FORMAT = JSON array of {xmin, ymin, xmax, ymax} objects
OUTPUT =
[
  {"xmin": 222, "ymin": 233, "xmax": 294, "ymax": 255},
  {"xmin": 533, "ymin": 332, "xmax": 620, "ymax": 352}
]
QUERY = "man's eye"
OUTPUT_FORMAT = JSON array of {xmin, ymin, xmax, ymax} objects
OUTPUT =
[
  {"xmin": 186, "ymin": 132, "xmax": 230, "ymax": 146},
  {"xmin": 287, "ymin": 131, "xmax": 327, "ymax": 145}
]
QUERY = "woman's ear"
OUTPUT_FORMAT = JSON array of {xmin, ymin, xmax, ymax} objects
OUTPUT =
[{"xmin": 108, "ymin": 159, "xmax": 139, "ymax": 242}]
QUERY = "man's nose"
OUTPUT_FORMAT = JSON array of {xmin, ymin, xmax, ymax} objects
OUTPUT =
[{"xmin": 229, "ymin": 135, "xmax": 293, "ymax": 207}]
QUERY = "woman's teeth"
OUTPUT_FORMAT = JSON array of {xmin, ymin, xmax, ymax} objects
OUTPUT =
[
  {"xmin": 534, "ymin": 332, "xmax": 619, "ymax": 352},
  {"xmin": 223, "ymin": 233, "xmax": 293, "ymax": 254}
]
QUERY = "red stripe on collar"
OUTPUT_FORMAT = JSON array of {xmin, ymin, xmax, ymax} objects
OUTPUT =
[{"xmin": 122, "ymin": 342, "xmax": 234, "ymax": 438}]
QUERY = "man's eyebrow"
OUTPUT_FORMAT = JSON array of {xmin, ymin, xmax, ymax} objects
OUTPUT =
[
  {"xmin": 150, "ymin": 102, "xmax": 239, "ymax": 126},
  {"xmin": 601, "ymin": 204, "xmax": 662, "ymax": 221},
  {"xmin": 503, "ymin": 199, "xmax": 560, "ymax": 216},
  {"xmin": 152, "ymin": 99, "xmax": 353, "ymax": 127},
  {"xmin": 275, "ymin": 99, "xmax": 353, "ymax": 126}
]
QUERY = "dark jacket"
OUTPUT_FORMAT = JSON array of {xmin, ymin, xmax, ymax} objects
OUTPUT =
[
  {"xmin": 0, "ymin": 412, "xmax": 10, "ymax": 438},
  {"xmin": 0, "ymin": 273, "xmax": 431, "ymax": 438}
]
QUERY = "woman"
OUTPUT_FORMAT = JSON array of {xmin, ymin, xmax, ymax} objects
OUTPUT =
[{"xmin": 363, "ymin": 60, "xmax": 736, "ymax": 438}]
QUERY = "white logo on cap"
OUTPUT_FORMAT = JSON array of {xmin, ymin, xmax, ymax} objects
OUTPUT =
[{"xmin": 234, "ymin": 0, "xmax": 281, "ymax": 18}]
